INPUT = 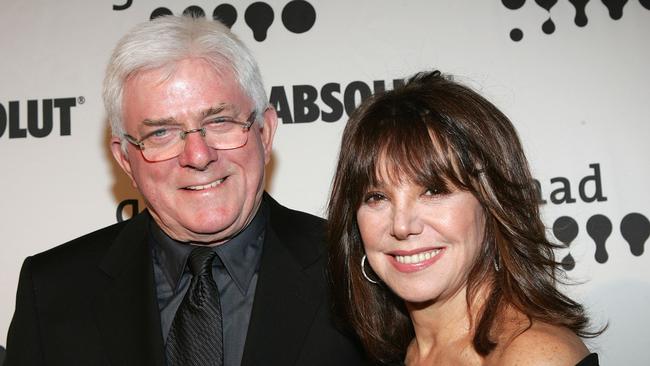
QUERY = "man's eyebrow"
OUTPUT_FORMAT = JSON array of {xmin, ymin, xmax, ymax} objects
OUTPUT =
[
  {"xmin": 141, "ymin": 117, "xmax": 178, "ymax": 127},
  {"xmin": 139, "ymin": 104, "xmax": 238, "ymax": 126},
  {"xmin": 201, "ymin": 104, "xmax": 239, "ymax": 119}
]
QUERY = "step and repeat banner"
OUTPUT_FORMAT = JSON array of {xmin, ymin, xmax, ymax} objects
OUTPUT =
[{"xmin": 1, "ymin": 0, "xmax": 648, "ymax": 364}]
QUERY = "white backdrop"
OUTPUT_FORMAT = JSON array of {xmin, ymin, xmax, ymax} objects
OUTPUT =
[{"xmin": 1, "ymin": 1, "xmax": 648, "ymax": 364}]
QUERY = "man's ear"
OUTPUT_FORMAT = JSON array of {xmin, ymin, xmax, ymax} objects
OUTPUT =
[
  {"xmin": 110, "ymin": 137, "xmax": 138, "ymax": 189},
  {"xmin": 260, "ymin": 107, "xmax": 278, "ymax": 165}
]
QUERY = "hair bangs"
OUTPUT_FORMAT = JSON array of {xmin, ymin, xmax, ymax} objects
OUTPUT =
[{"xmin": 352, "ymin": 96, "xmax": 467, "ymax": 198}]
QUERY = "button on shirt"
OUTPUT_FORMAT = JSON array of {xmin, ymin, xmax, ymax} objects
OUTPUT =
[{"xmin": 149, "ymin": 202, "xmax": 267, "ymax": 366}]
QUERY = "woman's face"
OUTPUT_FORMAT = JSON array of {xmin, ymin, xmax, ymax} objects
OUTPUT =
[{"xmin": 356, "ymin": 172, "xmax": 486, "ymax": 304}]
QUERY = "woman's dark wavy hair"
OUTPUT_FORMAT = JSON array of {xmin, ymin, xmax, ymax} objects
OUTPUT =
[{"xmin": 327, "ymin": 71, "xmax": 600, "ymax": 365}]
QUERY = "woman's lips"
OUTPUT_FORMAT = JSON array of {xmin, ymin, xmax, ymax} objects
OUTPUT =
[{"xmin": 388, "ymin": 247, "xmax": 444, "ymax": 273}]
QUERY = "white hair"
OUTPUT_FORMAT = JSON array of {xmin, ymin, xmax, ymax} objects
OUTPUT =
[{"xmin": 103, "ymin": 15, "xmax": 268, "ymax": 141}]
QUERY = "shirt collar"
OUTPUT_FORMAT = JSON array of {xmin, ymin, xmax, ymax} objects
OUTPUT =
[{"xmin": 150, "ymin": 200, "xmax": 268, "ymax": 295}]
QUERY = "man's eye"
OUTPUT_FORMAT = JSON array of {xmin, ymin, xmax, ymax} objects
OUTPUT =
[
  {"xmin": 205, "ymin": 116, "xmax": 236, "ymax": 124},
  {"xmin": 143, "ymin": 127, "xmax": 179, "ymax": 143},
  {"xmin": 205, "ymin": 118, "xmax": 237, "ymax": 132},
  {"xmin": 151, "ymin": 129, "xmax": 169, "ymax": 137}
]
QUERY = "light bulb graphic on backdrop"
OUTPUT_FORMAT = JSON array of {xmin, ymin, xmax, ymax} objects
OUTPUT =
[
  {"xmin": 553, "ymin": 216, "xmax": 579, "ymax": 271},
  {"xmin": 245, "ymin": 2, "xmax": 274, "ymax": 42},
  {"xmin": 214, "ymin": 4, "xmax": 238, "ymax": 28},
  {"xmin": 621, "ymin": 213, "xmax": 650, "ymax": 256},
  {"xmin": 586, "ymin": 214, "xmax": 612, "ymax": 264}
]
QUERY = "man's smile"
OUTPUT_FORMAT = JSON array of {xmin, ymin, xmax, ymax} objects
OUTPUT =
[{"xmin": 183, "ymin": 177, "xmax": 227, "ymax": 191}]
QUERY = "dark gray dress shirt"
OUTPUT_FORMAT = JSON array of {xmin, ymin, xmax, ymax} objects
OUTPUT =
[{"xmin": 149, "ymin": 202, "xmax": 267, "ymax": 366}]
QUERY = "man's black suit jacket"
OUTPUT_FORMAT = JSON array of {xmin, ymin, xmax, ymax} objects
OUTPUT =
[{"xmin": 5, "ymin": 194, "xmax": 366, "ymax": 365}]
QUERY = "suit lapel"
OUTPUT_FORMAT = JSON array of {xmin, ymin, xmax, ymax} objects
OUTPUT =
[
  {"xmin": 92, "ymin": 212, "xmax": 166, "ymax": 366},
  {"xmin": 241, "ymin": 211, "xmax": 325, "ymax": 366}
]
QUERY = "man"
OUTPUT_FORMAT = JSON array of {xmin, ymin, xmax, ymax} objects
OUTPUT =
[{"xmin": 5, "ymin": 16, "xmax": 365, "ymax": 366}]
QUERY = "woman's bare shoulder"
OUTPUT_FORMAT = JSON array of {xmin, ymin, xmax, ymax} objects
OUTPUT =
[{"xmin": 495, "ymin": 321, "xmax": 589, "ymax": 366}]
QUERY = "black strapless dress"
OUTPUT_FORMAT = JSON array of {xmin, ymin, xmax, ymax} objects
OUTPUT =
[
  {"xmin": 395, "ymin": 352, "xmax": 599, "ymax": 365},
  {"xmin": 576, "ymin": 353, "xmax": 599, "ymax": 366}
]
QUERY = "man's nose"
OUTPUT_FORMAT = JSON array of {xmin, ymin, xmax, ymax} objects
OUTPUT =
[
  {"xmin": 390, "ymin": 203, "xmax": 424, "ymax": 240},
  {"xmin": 177, "ymin": 130, "xmax": 215, "ymax": 170}
]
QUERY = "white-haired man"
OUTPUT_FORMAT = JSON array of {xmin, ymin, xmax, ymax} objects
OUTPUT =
[{"xmin": 6, "ymin": 16, "xmax": 365, "ymax": 366}]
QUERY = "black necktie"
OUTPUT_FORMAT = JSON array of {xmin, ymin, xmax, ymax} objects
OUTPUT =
[{"xmin": 167, "ymin": 246, "xmax": 223, "ymax": 366}]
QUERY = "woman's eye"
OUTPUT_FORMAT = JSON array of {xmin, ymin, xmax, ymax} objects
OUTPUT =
[
  {"xmin": 364, "ymin": 192, "xmax": 386, "ymax": 203},
  {"xmin": 424, "ymin": 188, "xmax": 439, "ymax": 196}
]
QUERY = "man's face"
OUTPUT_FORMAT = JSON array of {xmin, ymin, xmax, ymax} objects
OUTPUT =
[{"xmin": 111, "ymin": 58, "xmax": 277, "ymax": 244}]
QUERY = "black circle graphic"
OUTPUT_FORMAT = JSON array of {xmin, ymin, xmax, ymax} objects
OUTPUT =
[
  {"xmin": 213, "ymin": 4, "xmax": 238, "ymax": 28},
  {"xmin": 150, "ymin": 7, "xmax": 173, "ymax": 20},
  {"xmin": 502, "ymin": 0, "xmax": 526, "ymax": 10},
  {"xmin": 183, "ymin": 5, "xmax": 206, "ymax": 18},
  {"xmin": 510, "ymin": 28, "xmax": 524, "ymax": 41},
  {"xmin": 113, "ymin": 0, "xmax": 133, "ymax": 11},
  {"xmin": 641, "ymin": 0, "xmax": 650, "ymax": 10},
  {"xmin": 553, "ymin": 216, "xmax": 579, "ymax": 246},
  {"xmin": 282, "ymin": 0, "xmax": 316, "ymax": 34}
]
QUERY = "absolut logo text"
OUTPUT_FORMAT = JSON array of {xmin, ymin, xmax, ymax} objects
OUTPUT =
[
  {"xmin": 0, "ymin": 97, "xmax": 82, "ymax": 139},
  {"xmin": 270, "ymin": 79, "xmax": 405, "ymax": 124}
]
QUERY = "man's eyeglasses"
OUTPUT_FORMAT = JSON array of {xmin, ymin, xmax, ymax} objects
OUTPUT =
[{"xmin": 123, "ymin": 111, "xmax": 257, "ymax": 162}]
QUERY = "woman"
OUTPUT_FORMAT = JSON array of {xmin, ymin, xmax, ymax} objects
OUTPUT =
[{"xmin": 327, "ymin": 71, "xmax": 601, "ymax": 365}]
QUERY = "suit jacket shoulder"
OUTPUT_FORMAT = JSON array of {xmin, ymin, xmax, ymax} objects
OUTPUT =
[
  {"xmin": 5, "ymin": 212, "xmax": 164, "ymax": 366},
  {"xmin": 265, "ymin": 193, "xmax": 327, "ymax": 264},
  {"xmin": 26, "ymin": 218, "xmax": 130, "ymax": 276},
  {"xmin": 241, "ymin": 194, "xmax": 367, "ymax": 366}
]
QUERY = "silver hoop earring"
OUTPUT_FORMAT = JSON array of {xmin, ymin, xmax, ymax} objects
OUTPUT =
[
  {"xmin": 493, "ymin": 256, "xmax": 500, "ymax": 272},
  {"xmin": 361, "ymin": 254, "xmax": 379, "ymax": 284}
]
